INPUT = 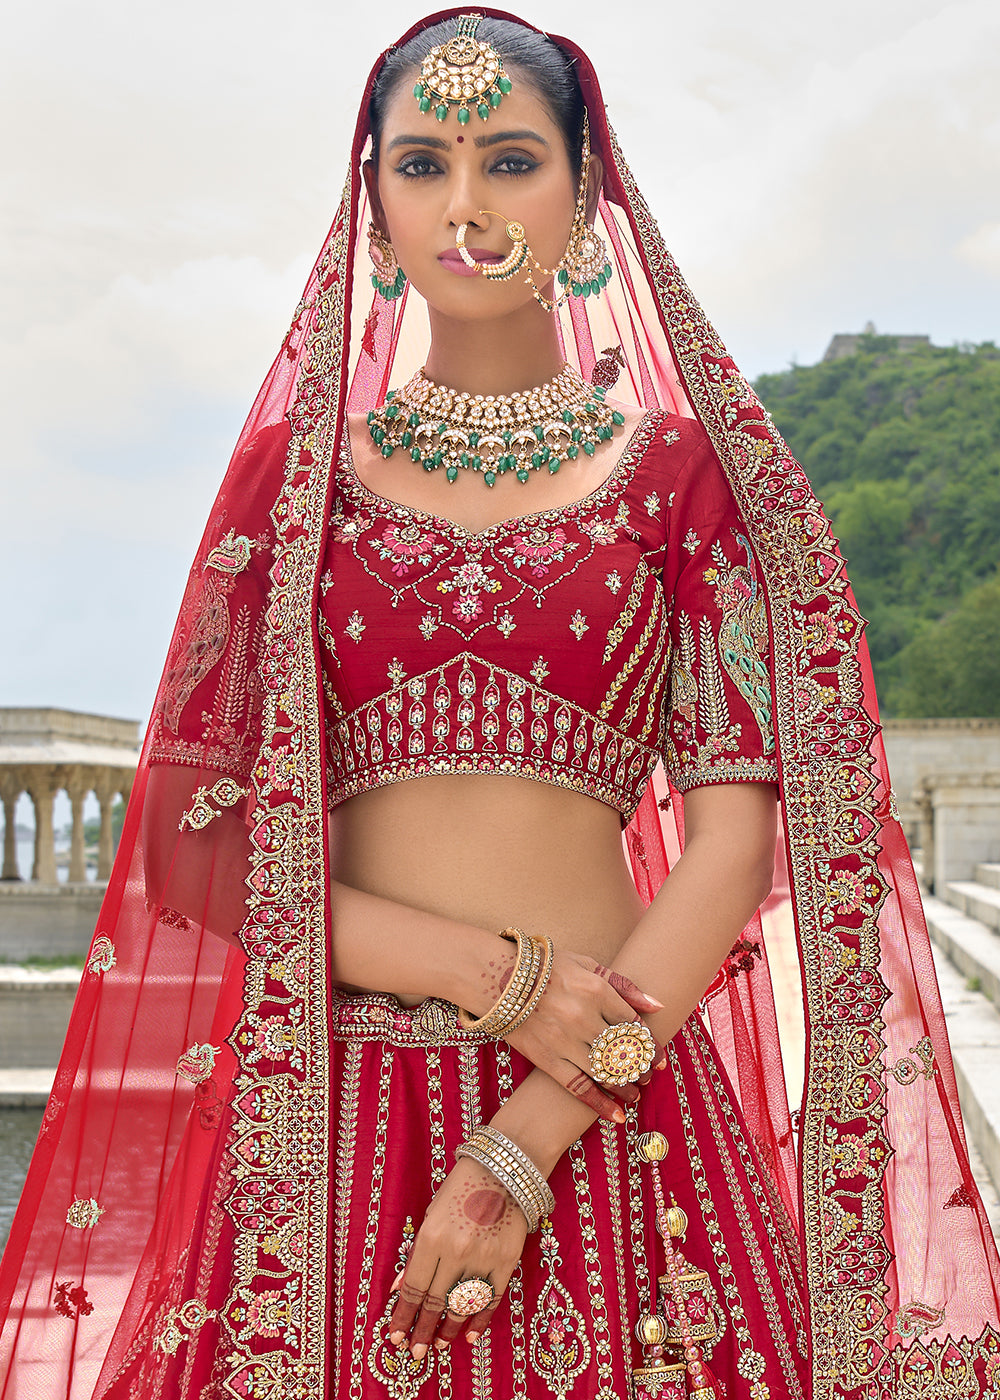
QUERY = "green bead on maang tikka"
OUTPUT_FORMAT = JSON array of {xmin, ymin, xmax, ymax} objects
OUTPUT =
[{"xmin": 414, "ymin": 14, "xmax": 511, "ymax": 125}]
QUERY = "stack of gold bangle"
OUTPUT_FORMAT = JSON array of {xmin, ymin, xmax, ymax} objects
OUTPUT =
[
  {"xmin": 456, "ymin": 1125, "xmax": 556, "ymax": 1233},
  {"xmin": 458, "ymin": 927, "xmax": 554, "ymax": 1038}
]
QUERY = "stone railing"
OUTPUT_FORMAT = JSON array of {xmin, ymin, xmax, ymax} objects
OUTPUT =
[{"xmin": 915, "ymin": 772, "xmax": 1000, "ymax": 894}]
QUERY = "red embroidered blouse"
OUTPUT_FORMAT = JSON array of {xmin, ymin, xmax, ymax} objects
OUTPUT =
[{"xmin": 319, "ymin": 412, "xmax": 777, "ymax": 822}]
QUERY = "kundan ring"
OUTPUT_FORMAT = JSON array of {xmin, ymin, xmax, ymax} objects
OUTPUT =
[
  {"xmin": 445, "ymin": 1276, "xmax": 495, "ymax": 1316},
  {"xmin": 588, "ymin": 1020, "xmax": 656, "ymax": 1086}
]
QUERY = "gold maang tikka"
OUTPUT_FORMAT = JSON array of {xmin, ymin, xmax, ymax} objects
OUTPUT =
[
  {"xmin": 413, "ymin": 13, "xmax": 512, "ymax": 125},
  {"xmin": 454, "ymin": 113, "xmax": 613, "ymax": 312}
]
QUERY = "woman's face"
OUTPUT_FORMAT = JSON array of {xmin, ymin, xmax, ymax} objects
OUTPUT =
[{"xmin": 369, "ymin": 71, "xmax": 580, "ymax": 320}]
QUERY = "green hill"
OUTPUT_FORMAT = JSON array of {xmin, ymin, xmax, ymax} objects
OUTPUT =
[{"xmin": 754, "ymin": 337, "xmax": 1000, "ymax": 717}]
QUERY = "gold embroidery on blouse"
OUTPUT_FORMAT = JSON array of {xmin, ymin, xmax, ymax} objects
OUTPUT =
[{"xmin": 602, "ymin": 558, "xmax": 649, "ymax": 664}]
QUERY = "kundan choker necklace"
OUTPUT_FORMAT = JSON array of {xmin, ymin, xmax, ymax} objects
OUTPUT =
[{"xmin": 366, "ymin": 364, "xmax": 626, "ymax": 487}]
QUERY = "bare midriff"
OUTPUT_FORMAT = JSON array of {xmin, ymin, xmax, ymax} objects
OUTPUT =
[{"xmin": 329, "ymin": 773, "xmax": 646, "ymax": 1009}]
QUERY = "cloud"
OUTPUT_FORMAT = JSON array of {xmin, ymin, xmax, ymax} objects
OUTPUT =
[{"xmin": 956, "ymin": 223, "xmax": 1000, "ymax": 276}]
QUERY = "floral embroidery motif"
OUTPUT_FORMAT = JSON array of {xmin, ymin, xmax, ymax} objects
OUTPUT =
[
  {"xmin": 569, "ymin": 610, "xmax": 589, "ymax": 640},
  {"xmin": 153, "ymin": 1298, "xmax": 218, "ymax": 1356},
  {"xmin": 889, "ymin": 1036, "xmax": 936, "ymax": 1086},
  {"xmin": 160, "ymin": 572, "xmax": 234, "ymax": 734},
  {"xmin": 387, "ymin": 658, "xmax": 406, "ymax": 686},
  {"xmin": 320, "ymin": 569, "xmax": 334, "ymax": 594},
  {"xmin": 54, "ymin": 1281, "xmax": 93, "ymax": 1319},
  {"xmin": 497, "ymin": 611, "xmax": 516, "ymax": 638},
  {"xmin": 606, "ymin": 571, "xmax": 622, "ymax": 594},
  {"xmin": 66, "ymin": 1197, "xmax": 104, "ymax": 1229},
  {"xmin": 644, "ymin": 492, "xmax": 661, "ymax": 515},
  {"xmin": 176, "ymin": 1043, "xmax": 221, "ymax": 1084},
  {"xmin": 419, "ymin": 612, "xmax": 440, "ymax": 640},
  {"xmin": 529, "ymin": 1221, "xmax": 592, "ymax": 1392},
  {"xmin": 580, "ymin": 506, "xmax": 626, "ymax": 545},
  {"xmin": 683, "ymin": 528, "xmax": 701, "ymax": 554},
  {"xmin": 531, "ymin": 656, "xmax": 550, "ymax": 684},
  {"xmin": 86, "ymin": 934, "xmax": 116, "ymax": 974},
  {"xmin": 345, "ymin": 611, "xmax": 366, "ymax": 642},
  {"xmin": 330, "ymin": 512, "xmax": 370, "ymax": 544},
  {"xmin": 370, "ymin": 522, "xmax": 446, "ymax": 577},
  {"xmin": 435, "ymin": 558, "xmax": 503, "ymax": 622},
  {"xmin": 498, "ymin": 524, "xmax": 578, "ymax": 577},
  {"xmin": 662, "ymin": 428, "xmax": 681, "ymax": 446}
]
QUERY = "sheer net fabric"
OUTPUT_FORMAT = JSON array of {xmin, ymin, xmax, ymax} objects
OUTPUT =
[{"xmin": 1, "ymin": 8, "xmax": 998, "ymax": 1399}]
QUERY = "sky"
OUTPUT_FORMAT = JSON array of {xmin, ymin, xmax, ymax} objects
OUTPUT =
[{"xmin": 3, "ymin": 0, "xmax": 998, "ymax": 730}]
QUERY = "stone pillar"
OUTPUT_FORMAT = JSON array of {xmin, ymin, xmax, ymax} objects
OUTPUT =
[
  {"xmin": 0, "ymin": 771, "xmax": 22, "ymax": 880},
  {"xmin": 95, "ymin": 772, "xmax": 118, "ymax": 882},
  {"xmin": 66, "ymin": 771, "xmax": 90, "ymax": 884},
  {"xmin": 915, "ymin": 785, "xmax": 934, "ymax": 894},
  {"xmin": 28, "ymin": 768, "xmax": 58, "ymax": 885}
]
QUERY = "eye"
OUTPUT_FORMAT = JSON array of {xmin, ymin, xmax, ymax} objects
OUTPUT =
[
  {"xmin": 491, "ymin": 154, "xmax": 539, "ymax": 177},
  {"xmin": 395, "ymin": 154, "xmax": 441, "ymax": 179}
]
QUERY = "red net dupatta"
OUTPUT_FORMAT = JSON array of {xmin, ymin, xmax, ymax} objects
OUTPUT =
[{"xmin": 0, "ymin": 8, "xmax": 998, "ymax": 1400}]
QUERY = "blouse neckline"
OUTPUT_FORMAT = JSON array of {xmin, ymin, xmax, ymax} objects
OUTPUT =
[{"xmin": 337, "ymin": 409, "xmax": 663, "ymax": 544}]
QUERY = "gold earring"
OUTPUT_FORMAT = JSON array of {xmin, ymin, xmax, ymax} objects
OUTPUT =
[
  {"xmin": 523, "ymin": 114, "xmax": 613, "ymax": 312},
  {"xmin": 368, "ymin": 222, "xmax": 406, "ymax": 301}
]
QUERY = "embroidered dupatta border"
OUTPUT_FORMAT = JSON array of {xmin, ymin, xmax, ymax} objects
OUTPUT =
[
  {"xmin": 606, "ymin": 122, "xmax": 1000, "ymax": 1398},
  {"xmin": 214, "ymin": 178, "xmax": 355, "ymax": 1397}
]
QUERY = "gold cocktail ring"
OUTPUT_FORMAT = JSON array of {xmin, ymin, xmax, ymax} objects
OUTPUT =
[
  {"xmin": 588, "ymin": 1021, "xmax": 656, "ymax": 1086},
  {"xmin": 445, "ymin": 1276, "xmax": 495, "ymax": 1316},
  {"xmin": 456, "ymin": 212, "xmax": 528, "ymax": 280}
]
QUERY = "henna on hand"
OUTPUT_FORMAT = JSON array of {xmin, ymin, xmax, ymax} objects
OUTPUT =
[
  {"xmin": 565, "ymin": 1069, "xmax": 623, "ymax": 1121},
  {"xmin": 446, "ymin": 1177, "xmax": 518, "ymax": 1239}
]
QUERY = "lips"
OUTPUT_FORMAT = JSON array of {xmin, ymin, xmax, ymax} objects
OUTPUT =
[{"xmin": 438, "ymin": 248, "xmax": 504, "ymax": 265}]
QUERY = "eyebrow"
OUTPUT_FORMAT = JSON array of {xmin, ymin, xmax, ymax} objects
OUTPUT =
[{"xmin": 385, "ymin": 129, "xmax": 550, "ymax": 153}]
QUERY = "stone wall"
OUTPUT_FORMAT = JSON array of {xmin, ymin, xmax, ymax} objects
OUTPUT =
[
  {"xmin": 882, "ymin": 719, "xmax": 1000, "ymax": 840},
  {"xmin": 0, "ymin": 884, "xmax": 105, "ymax": 962}
]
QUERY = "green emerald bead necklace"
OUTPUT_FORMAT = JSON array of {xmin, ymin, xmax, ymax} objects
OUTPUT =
[{"xmin": 366, "ymin": 364, "xmax": 627, "ymax": 488}]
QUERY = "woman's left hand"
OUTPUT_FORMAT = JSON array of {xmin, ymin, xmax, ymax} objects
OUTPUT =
[{"xmin": 387, "ymin": 1157, "xmax": 529, "ymax": 1357}]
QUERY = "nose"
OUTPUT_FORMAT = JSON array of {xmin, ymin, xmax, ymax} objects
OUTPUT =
[{"xmin": 443, "ymin": 168, "xmax": 490, "ymax": 234}]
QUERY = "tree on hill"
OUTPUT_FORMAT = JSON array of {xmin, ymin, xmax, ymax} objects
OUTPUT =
[{"xmin": 754, "ymin": 338, "xmax": 1000, "ymax": 716}]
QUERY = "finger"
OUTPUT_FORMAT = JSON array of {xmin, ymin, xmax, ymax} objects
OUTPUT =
[
  {"xmin": 464, "ymin": 1293, "xmax": 506, "ymax": 1344},
  {"xmin": 565, "ymin": 1067, "xmax": 626, "ymax": 1123},
  {"xmin": 409, "ymin": 1279, "xmax": 450, "ymax": 1358},
  {"xmin": 436, "ymin": 1305, "xmax": 474, "ymax": 1347},
  {"xmin": 593, "ymin": 964, "xmax": 663, "ymax": 1013},
  {"xmin": 388, "ymin": 1261, "xmax": 435, "ymax": 1345}
]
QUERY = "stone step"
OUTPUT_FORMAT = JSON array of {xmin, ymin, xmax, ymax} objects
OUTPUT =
[
  {"xmin": 946, "ymin": 880, "xmax": 1000, "ymax": 935},
  {"xmin": 929, "ymin": 925, "xmax": 1000, "ymax": 1238},
  {"xmin": 976, "ymin": 863, "xmax": 1000, "ymax": 891},
  {"xmin": 926, "ymin": 894, "xmax": 1000, "ymax": 1006}
]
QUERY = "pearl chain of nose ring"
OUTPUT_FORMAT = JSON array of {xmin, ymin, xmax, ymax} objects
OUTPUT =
[{"xmin": 455, "ymin": 211, "xmax": 528, "ymax": 280}]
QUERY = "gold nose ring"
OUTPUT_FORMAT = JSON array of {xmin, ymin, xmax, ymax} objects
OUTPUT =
[{"xmin": 455, "ymin": 211, "xmax": 528, "ymax": 280}]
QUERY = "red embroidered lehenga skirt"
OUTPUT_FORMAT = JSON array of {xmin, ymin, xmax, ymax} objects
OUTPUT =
[{"xmin": 318, "ymin": 990, "xmax": 808, "ymax": 1400}]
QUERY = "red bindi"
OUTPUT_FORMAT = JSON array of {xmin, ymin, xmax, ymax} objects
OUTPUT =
[{"xmin": 456, "ymin": 135, "xmax": 464, "ymax": 143}]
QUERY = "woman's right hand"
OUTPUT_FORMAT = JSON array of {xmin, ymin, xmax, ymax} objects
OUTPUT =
[{"xmin": 503, "ymin": 951, "xmax": 666, "ymax": 1122}]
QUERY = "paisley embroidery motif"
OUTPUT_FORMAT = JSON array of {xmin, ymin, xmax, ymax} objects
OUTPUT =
[
  {"xmin": 86, "ymin": 934, "xmax": 116, "ymax": 974},
  {"xmin": 160, "ymin": 572, "xmax": 234, "ymax": 734},
  {"xmin": 205, "ymin": 529, "xmax": 254, "ymax": 576}
]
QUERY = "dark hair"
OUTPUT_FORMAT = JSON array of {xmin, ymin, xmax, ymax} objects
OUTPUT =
[{"xmin": 369, "ymin": 17, "xmax": 586, "ymax": 174}]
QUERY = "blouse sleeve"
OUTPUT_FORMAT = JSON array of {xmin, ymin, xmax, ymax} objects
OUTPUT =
[
  {"xmin": 659, "ymin": 426, "xmax": 778, "ymax": 794},
  {"xmin": 146, "ymin": 424, "xmax": 286, "ymax": 783}
]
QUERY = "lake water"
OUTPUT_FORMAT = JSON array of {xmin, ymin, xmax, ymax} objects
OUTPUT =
[{"xmin": 0, "ymin": 1107, "xmax": 43, "ymax": 1246}]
